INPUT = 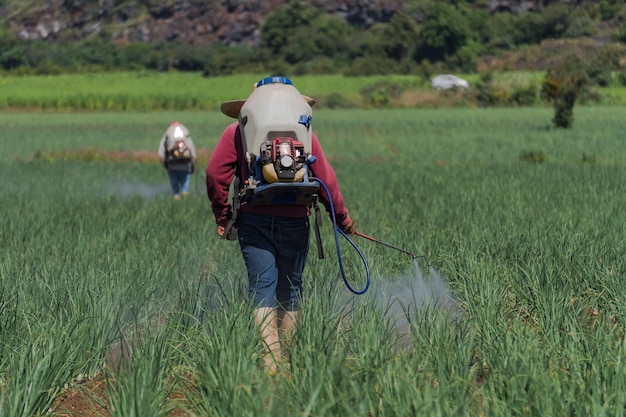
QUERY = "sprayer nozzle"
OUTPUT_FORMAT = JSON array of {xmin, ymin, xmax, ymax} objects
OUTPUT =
[{"xmin": 413, "ymin": 254, "xmax": 432, "ymax": 267}]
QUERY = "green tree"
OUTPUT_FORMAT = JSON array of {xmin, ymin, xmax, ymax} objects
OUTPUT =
[
  {"xmin": 260, "ymin": 0, "xmax": 320, "ymax": 56},
  {"xmin": 415, "ymin": 3, "xmax": 471, "ymax": 63},
  {"xmin": 75, "ymin": 38, "xmax": 115, "ymax": 67},
  {"xmin": 0, "ymin": 47, "xmax": 24, "ymax": 70},
  {"xmin": 378, "ymin": 12, "xmax": 418, "ymax": 62},
  {"xmin": 511, "ymin": 3, "xmax": 573, "ymax": 45},
  {"xmin": 3, "ymin": 40, "xmax": 51, "ymax": 69},
  {"xmin": 282, "ymin": 14, "xmax": 355, "ymax": 66},
  {"xmin": 309, "ymin": 15, "xmax": 356, "ymax": 58},
  {"xmin": 202, "ymin": 44, "xmax": 260, "ymax": 76},
  {"xmin": 563, "ymin": 11, "xmax": 597, "ymax": 38},
  {"xmin": 586, "ymin": 45, "xmax": 621, "ymax": 87},
  {"xmin": 541, "ymin": 55, "xmax": 590, "ymax": 128},
  {"xmin": 114, "ymin": 42, "xmax": 154, "ymax": 69}
]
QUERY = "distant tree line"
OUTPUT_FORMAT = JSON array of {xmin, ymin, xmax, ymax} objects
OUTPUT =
[{"xmin": 0, "ymin": 0, "xmax": 625, "ymax": 77}]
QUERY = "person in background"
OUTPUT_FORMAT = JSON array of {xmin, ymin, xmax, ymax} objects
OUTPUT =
[
  {"xmin": 205, "ymin": 77, "xmax": 355, "ymax": 375},
  {"xmin": 158, "ymin": 121, "xmax": 197, "ymax": 200}
]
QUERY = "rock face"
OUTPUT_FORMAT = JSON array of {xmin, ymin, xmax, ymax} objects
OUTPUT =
[
  {"xmin": 5, "ymin": 0, "xmax": 405, "ymax": 46},
  {"xmin": 8, "ymin": 0, "xmax": 279, "ymax": 45},
  {"xmin": 484, "ymin": 0, "xmax": 540, "ymax": 14},
  {"xmin": 1, "ymin": 0, "xmax": 582, "ymax": 46}
]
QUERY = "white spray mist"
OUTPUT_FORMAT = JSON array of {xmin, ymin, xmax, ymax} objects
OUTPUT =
[
  {"xmin": 108, "ymin": 181, "xmax": 171, "ymax": 200},
  {"xmin": 371, "ymin": 259, "xmax": 462, "ymax": 345}
]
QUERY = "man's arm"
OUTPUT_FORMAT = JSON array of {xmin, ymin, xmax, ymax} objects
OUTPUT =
[
  {"xmin": 310, "ymin": 133, "xmax": 353, "ymax": 230},
  {"xmin": 206, "ymin": 123, "xmax": 239, "ymax": 224}
]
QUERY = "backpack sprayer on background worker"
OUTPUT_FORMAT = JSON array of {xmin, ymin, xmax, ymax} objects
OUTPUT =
[{"xmin": 221, "ymin": 76, "xmax": 430, "ymax": 295}]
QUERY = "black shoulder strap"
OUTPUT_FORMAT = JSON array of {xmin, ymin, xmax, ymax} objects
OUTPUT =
[
  {"xmin": 221, "ymin": 164, "xmax": 241, "ymax": 241},
  {"xmin": 222, "ymin": 172, "xmax": 241, "ymax": 240},
  {"xmin": 163, "ymin": 136, "xmax": 169, "ymax": 167},
  {"xmin": 313, "ymin": 195, "xmax": 324, "ymax": 259}
]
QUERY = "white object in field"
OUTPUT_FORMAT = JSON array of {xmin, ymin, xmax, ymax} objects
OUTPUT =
[{"xmin": 431, "ymin": 74, "xmax": 470, "ymax": 90}]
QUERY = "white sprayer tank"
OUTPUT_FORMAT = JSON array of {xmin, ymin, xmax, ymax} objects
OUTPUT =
[{"xmin": 239, "ymin": 79, "xmax": 313, "ymax": 163}]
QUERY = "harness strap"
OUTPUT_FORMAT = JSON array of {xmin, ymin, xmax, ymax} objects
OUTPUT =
[
  {"xmin": 163, "ymin": 137, "xmax": 169, "ymax": 169},
  {"xmin": 313, "ymin": 195, "xmax": 324, "ymax": 259},
  {"xmin": 221, "ymin": 176, "xmax": 240, "ymax": 241}
]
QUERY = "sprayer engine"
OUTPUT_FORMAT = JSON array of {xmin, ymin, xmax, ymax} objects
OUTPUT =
[{"xmin": 260, "ymin": 137, "xmax": 306, "ymax": 181}]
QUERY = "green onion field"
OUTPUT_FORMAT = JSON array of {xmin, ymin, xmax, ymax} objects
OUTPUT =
[
  {"xmin": 0, "ymin": 98, "xmax": 625, "ymax": 416},
  {"xmin": 0, "ymin": 73, "xmax": 424, "ymax": 111}
]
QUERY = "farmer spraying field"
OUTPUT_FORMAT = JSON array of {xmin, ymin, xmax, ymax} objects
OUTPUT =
[
  {"xmin": 158, "ymin": 121, "xmax": 197, "ymax": 200},
  {"xmin": 206, "ymin": 76, "xmax": 355, "ymax": 374}
]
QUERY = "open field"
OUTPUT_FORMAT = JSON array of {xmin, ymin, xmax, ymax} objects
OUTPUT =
[
  {"xmin": 0, "ymin": 72, "xmax": 424, "ymax": 111},
  {"xmin": 3, "ymin": 71, "xmax": 626, "ymax": 111},
  {"xmin": 0, "ymin": 106, "xmax": 625, "ymax": 416}
]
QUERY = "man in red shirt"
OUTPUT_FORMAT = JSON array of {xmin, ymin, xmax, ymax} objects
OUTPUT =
[{"xmin": 206, "ymin": 76, "xmax": 354, "ymax": 374}]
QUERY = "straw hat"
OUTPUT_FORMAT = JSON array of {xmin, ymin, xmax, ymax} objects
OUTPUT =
[{"xmin": 220, "ymin": 77, "xmax": 316, "ymax": 119}]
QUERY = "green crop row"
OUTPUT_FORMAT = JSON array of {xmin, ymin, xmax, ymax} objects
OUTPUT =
[
  {"xmin": 4, "ymin": 71, "xmax": 626, "ymax": 112},
  {"xmin": 0, "ymin": 72, "xmax": 425, "ymax": 111},
  {"xmin": 0, "ymin": 107, "xmax": 624, "ymax": 416}
]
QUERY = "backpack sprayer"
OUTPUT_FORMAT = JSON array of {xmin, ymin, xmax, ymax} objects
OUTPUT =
[
  {"xmin": 238, "ymin": 76, "xmax": 320, "ymax": 207},
  {"xmin": 164, "ymin": 122, "xmax": 192, "ymax": 162}
]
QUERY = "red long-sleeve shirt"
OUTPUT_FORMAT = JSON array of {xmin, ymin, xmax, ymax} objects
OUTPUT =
[{"xmin": 206, "ymin": 122, "xmax": 352, "ymax": 229}]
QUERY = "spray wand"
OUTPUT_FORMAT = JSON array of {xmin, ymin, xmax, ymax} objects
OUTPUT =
[{"xmin": 355, "ymin": 231, "xmax": 430, "ymax": 266}]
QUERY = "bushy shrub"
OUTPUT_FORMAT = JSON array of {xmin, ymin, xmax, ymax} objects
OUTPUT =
[
  {"xmin": 581, "ymin": 152, "xmax": 596, "ymax": 163},
  {"xmin": 614, "ymin": 21, "xmax": 626, "ymax": 43},
  {"xmin": 343, "ymin": 57, "xmax": 400, "ymax": 76},
  {"xmin": 519, "ymin": 150, "xmax": 547, "ymax": 163},
  {"xmin": 294, "ymin": 57, "xmax": 339, "ymax": 75},
  {"xmin": 475, "ymin": 83, "xmax": 510, "ymax": 107},
  {"xmin": 446, "ymin": 39, "xmax": 482, "ymax": 73},
  {"xmin": 563, "ymin": 9, "xmax": 597, "ymax": 38},
  {"xmin": 473, "ymin": 73, "xmax": 539, "ymax": 107},
  {"xmin": 615, "ymin": 71, "xmax": 626, "ymax": 86},
  {"xmin": 359, "ymin": 80, "xmax": 407, "ymax": 107},
  {"xmin": 598, "ymin": 0, "xmax": 624, "ymax": 20},
  {"xmin": 33, "ymin": 60, "xmax": 63, "ymax": 75},
  {"xmin": 586, "ymin": 45, "xmax": 621, "ymax": 87},
  {"xmin": 323, "ymin": 92, "xmax": 353, "ymax": 109},
  {"xmin": 511, "ymin": 84, "xmax": 538, "ymax": 106}
]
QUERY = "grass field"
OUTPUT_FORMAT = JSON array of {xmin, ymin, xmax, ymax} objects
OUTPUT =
[
  {"xmin": 3, "ymin": 70, "xmax": 626, "ymax": 111},
  {"xmin": 0, "ymin": 105, "xmax": 625, "ymax": 416},
  {"xmin": 0, "ymin": 72, "xmax": 424, "ymax": 111}
]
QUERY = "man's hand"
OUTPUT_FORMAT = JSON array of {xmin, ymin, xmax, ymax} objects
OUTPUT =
[
  {"xmin": 217, "ymin": 219, "xmax": 238, "ymax": 240},
  {"xmin": 217, "ymin": 220, "xmax": 230, "ymax": 236},
  {"xmin": 341, "ymin": 219, "xmax": 355, "ymax": 235}
]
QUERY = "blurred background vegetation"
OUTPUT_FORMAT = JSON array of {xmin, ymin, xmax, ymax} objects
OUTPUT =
[
  {"xmin": 1, "ymin": 0, "xmax": 625, "ymax": 81},
  {"xmin": 3, "ymin": 0, "xmax": 626, "ymax": 122}
]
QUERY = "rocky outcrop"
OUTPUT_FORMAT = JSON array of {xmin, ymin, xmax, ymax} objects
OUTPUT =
[
  {"xmin": 1, "ymin": 0, "xmax": 600, "ymax": 46},
  {"xmin": 5, "ymin": 0, "xmax": 406, "ymax": 46},
  {"xmin": 8, "ymin": 0, "xmax": 280, "ymax": 45},
  {"xmin": 484, "ymin": 0, "xmax": 539, "ymax": 14}
]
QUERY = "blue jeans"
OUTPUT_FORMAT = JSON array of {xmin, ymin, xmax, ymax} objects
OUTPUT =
[
  {"xmin": 167, "ymin": 170, "xmax": 191, "ymax": 196},
  {"xmin": 237, "ymin": 212, "xmax": 310, "ymax": 310}
]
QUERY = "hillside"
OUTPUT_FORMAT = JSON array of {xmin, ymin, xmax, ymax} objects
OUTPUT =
[
  {"xmin": 2, "ymin": 0, "xmax": 626, "ymax": 75},
  {"xmin": 2, "ymin": 0, "xmax": 622, "ymax": 48},
  {"xmin": 4, "ymin": 0, "xmax": 404, "ymax": 46}
]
